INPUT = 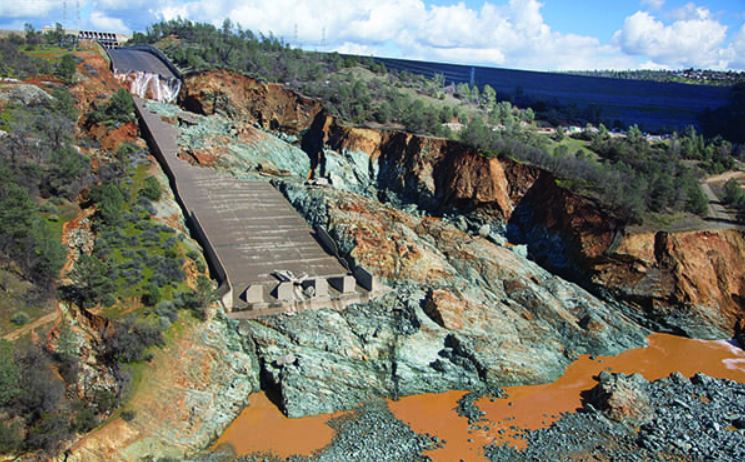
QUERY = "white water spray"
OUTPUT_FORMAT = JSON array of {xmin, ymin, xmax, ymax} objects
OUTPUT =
[{"xmin": 115, "ymin": 71, "xmax": 181, "ymax": 103}]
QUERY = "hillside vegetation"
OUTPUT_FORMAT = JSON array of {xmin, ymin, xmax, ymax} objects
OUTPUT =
[{"xmin": 0, "ymin": 32, "xmax": 215, "ymax": 457}]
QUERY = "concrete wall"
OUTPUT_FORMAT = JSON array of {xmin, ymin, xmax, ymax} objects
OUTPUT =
[
  {"xmin": 133, "ymin": 98, "xmax": 234, "ymax": 310},
  {"xmin": 189, "ymin": 211, "xmax": 234, "ymax": 309}
]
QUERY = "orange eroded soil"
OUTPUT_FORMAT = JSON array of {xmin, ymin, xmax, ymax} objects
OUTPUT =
[
  {"xmin": 213, "ymin": 392, "xmax": 344, "ymax": 458},
  {"xmin": 389, "ymin": 333, "xmax": 745, "ymax": 461}
]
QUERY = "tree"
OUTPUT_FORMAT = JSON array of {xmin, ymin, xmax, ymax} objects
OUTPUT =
[
  {"xmin": 482, "ymin": 84, "xmax": 497, "ymax": 111},
  {"xmin": 455, "ymin": 83, "xmax": 471, "ymax": 100},
  {"xmin": 0, "ymin": 340, "xmax": 21, "ymax": 407},
  {"xmin": 70, "ymin": 254, "xmax": 114, "ymax": 307},
  {"xmin": 56, "ymin": 54, "xmax": 77, "ymax": 84},
  {"xmin": 723, "ymin": 179, "xmax": 745, "ymax": 205},
  {"xmin": 92, "ymin": 183, "xmax": 125, "ymax": 225},
  {"xmin": 685, "ymin": 182, "xmax": 708, "ymax": 216},
  {"xmin": 45, "ymin": 145, "xmax": 90, "ymax": 200},
  {"xmin": 140, "ymin": 176, "xmax": 162, "ymax": 201},
  {"xmin": 87, "ymin": 89, "xmax": 135, "ymax": 126},
  {"xmin": 45, "ymin": 23, "xmax": 66, "ymax": 46},
  {"xmin": 24, "ymin": 23, "xmax": 41, "ymax": 46}
]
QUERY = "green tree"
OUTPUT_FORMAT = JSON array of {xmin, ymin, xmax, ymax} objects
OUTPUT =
[
  {"xmin": 46, "ymin": 145, "xmax": 90, "ymax": 200},
  {"xmin": 482, "ymin": 84, "xmax": 497, "ymax": 111},
  {"xmin": 45, "ymin": 23, "xmax": 66, "ymax": 46},
  {"xmin": 56, "ymin": 54, "xmax": 77, "ymax": 84},
  {"xmin": 0, "ymin": 340, "xmax": 21, "ymax": 407},
  {"xmin": 92, "ymin": 183, "xmax": 125, "ymax": 225},
  {"xmin": 0, "ymin": 420, "xmax": 23, "ymax": 454},
  {"xmin": 70, "ymin": 254, "xmax": 114, "ymax": 307},
  {"xmin": 723, "ymin": 179, "xmax": 744, "ymax": 205},
  {"xmin": 140, "ymin": 176, "xmax": 162, "ymax": 201},
  {"xmin": 685, "ymin": 182, "xmax": 709, "ymax": 216}
]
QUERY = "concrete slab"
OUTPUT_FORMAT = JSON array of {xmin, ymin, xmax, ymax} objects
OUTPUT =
[{"xmin": 134, "ymin": 98, "xmax": 348, "ymax": 309}]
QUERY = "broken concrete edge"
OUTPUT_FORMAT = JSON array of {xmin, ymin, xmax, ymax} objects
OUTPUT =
[
  {"xmin": 243, "ymin": 284, "xmax": 264, "ymax": 304},
  {"xmin": 274, "ymin": 281, "xmax": 295, "ymax": 301},
  {"xmin": 227, "ymin": 290, "xmax": 376, "ymax": 320},
  {"xmin": 302, "ymin": 277, "xmax": 329, "ymax": 297}
]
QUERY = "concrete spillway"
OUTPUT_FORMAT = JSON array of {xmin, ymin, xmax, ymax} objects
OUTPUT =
[
  {"xmin": 108, "ymin": 46, "xmax": 182, "ymax": 102},
  {"xmin": 110, "ymin": 46, "xmax": 382, "ymax": 317},
  {"xmin": 133, "ymin": 98, "xmax": 379, "ymax": 316},
  {"xmin": 108, "ymin": 47, "xmax": 180, "ymax": 80}
]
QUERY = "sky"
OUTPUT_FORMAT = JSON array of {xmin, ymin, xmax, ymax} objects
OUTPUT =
[{"xmin": 2, "ymin": 0, "xmax": 745, "ymax": 71}]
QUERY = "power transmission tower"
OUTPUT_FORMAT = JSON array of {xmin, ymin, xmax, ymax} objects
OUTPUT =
[{"xmin": 75, "ymin": 0, "xmax": 81, "ymax": 31}]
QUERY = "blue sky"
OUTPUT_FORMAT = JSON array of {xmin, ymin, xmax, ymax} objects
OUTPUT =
[{"xmin": 2, "ymin": 0, "xmax": 745, "ymax": 70}]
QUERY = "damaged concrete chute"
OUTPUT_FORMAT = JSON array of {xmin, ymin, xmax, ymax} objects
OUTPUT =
[
  {"xmin": 115, "ymin": 71, "xmax": 181, "ymax": 103},
  {"xmin": 106, "ymin": 46, "xmax": 182, "ymax": 103}
]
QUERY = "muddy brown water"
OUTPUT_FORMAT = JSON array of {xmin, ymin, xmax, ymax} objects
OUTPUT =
[{"xmin": 215, "ymin": 333, "xmax": 745, "ymax": 460}]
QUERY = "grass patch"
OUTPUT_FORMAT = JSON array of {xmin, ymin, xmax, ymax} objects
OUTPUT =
[{"xmin": 22, "ymin": 45, "xmax": 74, "ymax": 63}]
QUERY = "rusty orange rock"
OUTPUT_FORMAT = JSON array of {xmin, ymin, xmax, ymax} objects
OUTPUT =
[{"xmin": 180, "ymin": 69, "xmax": 322, "ymax": 134}]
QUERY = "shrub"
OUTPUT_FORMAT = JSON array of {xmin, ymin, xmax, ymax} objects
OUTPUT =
[
  {"xmin": 0, "ymin": 340, "xmax": 21, "ymax": 407},
  {"xmin": 25, "ymin": 411, "xmax": 71, "ymax": 452},
  {"xmin": 10, "ymin": 312, "xmax": 29, "ymax": 326},
  {"xmin": 68, "ymin": 254, "xmax": 114, "ymax": 308},
  {"xmin": 105, "ymin": 320, "xmax": 163, "ymax": 363},
  {"xmin": 0, "ymin": 420, "xmax": 23, "ymax": 454},
  {"xmin": 86, "ymin": 89, "xmax": 135, "ymax": 126},
  {"xmin": 141, "ymin": 283, "xmax": 161, "ymax": 306},
  {"xmin": 140, "ymin": 176, "xmax": 162, "ymax": 202}
]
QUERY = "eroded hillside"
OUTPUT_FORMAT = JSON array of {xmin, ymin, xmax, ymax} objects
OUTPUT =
[
  {"xmin": 184, "ymin": 68, "xmax": 745, "ymax": 340},
  {"xmin": 3, "ymin": 44, "xmax": 742, "ymax": 461}
]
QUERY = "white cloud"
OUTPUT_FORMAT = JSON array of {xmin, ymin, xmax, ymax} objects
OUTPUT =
[
  {"xmin": 151, "ymin": 0, "xmax": 639, "ymax": 70},
  {"xmin": 0, "ymin": 1, "xmax": 57, "ymax": 19},
  {"xmin": 613, "ymin": 9, "xmax": 730, "ymax": 68},
  {"xmin": 90, "ymin": 10, "xmax": 130, "ymax": 34},
  {"xmin": 641, "ymin": 0, "xmax": 665, "ymax": 10},
  {"xmin": 2, "ymin": 0, "xmax": 744, "ymax": 70},
  {"xmin": 726, "ymin": 24, "xmax": 745, "ymax": 69}
]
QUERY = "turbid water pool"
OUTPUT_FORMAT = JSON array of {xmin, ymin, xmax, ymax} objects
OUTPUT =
[{"xmin": 215, "ymin": 333, "xmax": 745, "ymax": 460}]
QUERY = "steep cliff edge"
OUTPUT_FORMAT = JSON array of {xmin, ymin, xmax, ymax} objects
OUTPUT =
[
  {"xmin": 592, "ymin": 229, "xmax": 745, "ymax": 337},
  {"xmin": 180, "ymin": 69, "xmax": 322, "ymax": 135},
  {"xmin": 178, "ymin": 69, "xmax": 744, "ymax": 339}
]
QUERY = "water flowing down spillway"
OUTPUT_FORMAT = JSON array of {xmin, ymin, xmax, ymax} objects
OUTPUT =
[{"xmin": 115, "ymin": 71, "xmax": 181, "ymax": 103}]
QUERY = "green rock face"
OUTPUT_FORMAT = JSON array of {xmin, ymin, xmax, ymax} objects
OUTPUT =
[{"xmin": 147, "ymin": 100, "xmax": 649, "ymax": 419}]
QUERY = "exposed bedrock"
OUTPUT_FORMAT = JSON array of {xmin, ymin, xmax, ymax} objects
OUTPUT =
[
  {"xmin": 299, "ymin": 115, "xmax": 745, "ymax": 339},
  {"xmin": 176, "ymin": 70, "xmax": 744, "ymax": 418},
  {"xmin": 180, "ymin": 69, "xmax": 322, "ymax": 135},
  {"xmin": 252, "ymin": 182, "xmax": 647, "ymax": 417}
]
